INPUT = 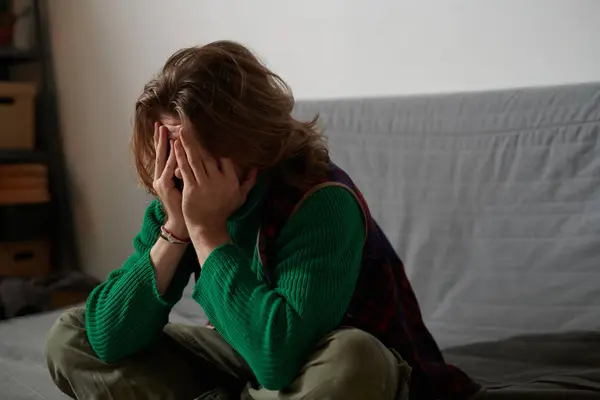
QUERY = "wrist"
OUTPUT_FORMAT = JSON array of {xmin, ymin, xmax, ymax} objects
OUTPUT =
[
  {"xmin": 163, "ymin": 220, "xmax": 189, "ymax": 241},
  {"xmin": 190, "ymin": 227, "xmax": 230, "ymax": 248},
  {"xmin": 189, "ymin": 225, "xmax": 231, "ymax": 264}
]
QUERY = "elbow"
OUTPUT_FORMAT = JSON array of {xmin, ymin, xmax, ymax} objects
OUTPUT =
[
  {"xmin": 260, "ymin": 375, "xmax": 295, "ymax": 392},
  {"xmin": 93, "ymin": 347, "xmax": 123, "ymax": 364},
  {"xmin": 251, "ymin": 327, "xmax": 314, "ymax": 390},
  {"xmin": 86, "ymin": 330, "xmax": 127, "ymax": 364},
  {"xmin": 255, "ymin": 357, "xmax": 301, "ymax": 391},
  {"xmin": 85, "ymin": 313, "xmax": 161, "ymax": 363},
  {"xmin": 85, "ymin": 316, "xmax": 132, "ymax": 364},
  {"xmin": 85, "ymin": 316, "xmax": 119, "ymax": 363}
]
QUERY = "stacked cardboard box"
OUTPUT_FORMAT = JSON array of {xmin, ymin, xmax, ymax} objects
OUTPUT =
[
  {"xmin": 0, "ymin": 164, "xmax": 50, "ymax": 205},
  {"xmin": 0, "ymin": 82, "xmax": 36, "ymax": 149},
  {"xmin": 0, "ymin": 240, "xmax": 50, "ymax": 278},
  {"xmin": 0, "ymin": 82, "xmax": 51, "ymax": 278}
]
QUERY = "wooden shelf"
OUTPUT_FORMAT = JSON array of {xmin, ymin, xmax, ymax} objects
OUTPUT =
[
  {"xmin": 0, "ymin": 1, "xmax": 82, "ymax": 273},
  {"xmin": 0, "ymin": 150, "xmax": 48, "ymax": 164},
  {"xmin": 0, "ymin": 47, "xmax": 37, "ymax": 64}
]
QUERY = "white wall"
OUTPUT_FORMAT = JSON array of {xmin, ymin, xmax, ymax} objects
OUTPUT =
[{"xmin": 47, "ymin": 0, "xmax": 600, "ymax": 279}]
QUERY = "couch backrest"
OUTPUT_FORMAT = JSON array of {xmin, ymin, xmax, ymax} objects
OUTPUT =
[{"xmin": 294, "ymin": 83, "xmax": 600, "ymax": 348}]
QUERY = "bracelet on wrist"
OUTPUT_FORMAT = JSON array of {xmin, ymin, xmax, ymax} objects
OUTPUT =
[{"xmin": 160, "ymin": 225, "xmax": 191, "ymax": 245}]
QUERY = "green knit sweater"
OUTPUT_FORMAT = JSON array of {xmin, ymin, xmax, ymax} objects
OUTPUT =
[{"xmin": 85, "ymin": 178, "xmax": 364, "ymax": 390}]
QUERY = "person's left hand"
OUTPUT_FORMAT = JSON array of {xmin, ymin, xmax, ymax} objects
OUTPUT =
[{"xmin": 173, "ymin": 126, "xmax": 257, "ymax": 259}]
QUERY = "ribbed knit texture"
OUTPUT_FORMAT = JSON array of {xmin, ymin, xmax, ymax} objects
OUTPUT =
[{"xmin": 85, "ymin": 180, "xmax": 364, "ymax": 390}]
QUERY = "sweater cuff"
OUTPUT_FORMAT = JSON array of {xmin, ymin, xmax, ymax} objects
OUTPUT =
[{"xmin": 130, "ymin": 251, "xmax": 179, "ymax": 308}]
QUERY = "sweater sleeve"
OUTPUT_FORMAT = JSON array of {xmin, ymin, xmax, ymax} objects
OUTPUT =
[
  {"xmin": 85, "ymin": 199, "xmax": 195, "ymax": 362},
  {"xmin": 193, "ymin": 186, "xmax": 365, "ymax": 390}
]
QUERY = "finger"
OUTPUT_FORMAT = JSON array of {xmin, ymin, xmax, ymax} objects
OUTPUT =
[
  {"xmin": 200, "ymin": 148, "xmax": 220, "ymax": 177},
  {"xmin": 155, "ymin": 125, "xmax": 168, "ymax": 179},
  {"xmin": 220, "ymin": 158, "xmax": 238, "ymax": 181},
  {"xmin": 161, "ymin": 140, "xmax": 177, "ymax": 179},
  {"xmin": 187, "ymin": 133, "xmax": 221, "ymax": 177},
  {"xmin": 179, "ymin": 127, "xmax": 208, "ymax": 181},
  {"xmin": 179, "ymin": 122, "xmax": 201, "ymax": 147},
  {"xmin": 174, "ymin": 139, "xmax": 196, "ymax": 185},
  {"xmin": 153, "ymin": 122, "xmax": 160, "ymax": 180},
  {"xmin": 153, "ymin": 122, "xmax": 159, "ymax": 145},
  {"xmin": 239, "ymin": 168, "xmax": 258, "ymax": 203}
]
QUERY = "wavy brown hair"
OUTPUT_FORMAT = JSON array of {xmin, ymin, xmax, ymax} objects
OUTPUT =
[{"xmin": 132, "ymin": 40, "xmax": 329, "ymax": 195}]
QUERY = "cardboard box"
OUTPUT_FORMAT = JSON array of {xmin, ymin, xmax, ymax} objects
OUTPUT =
[
  {"xmin": 0, "ymin": 164, "xmax": 47, "ymax": 178},
  {"xmin": 0, "ymin": 82, "xmax": 36, "ymax": 149},
  {"xmin": 0, "ymin": 240, "xmax": 51, "ymax": 278},
  {"xmin": 0, "ymin": 189, "xmax": 50, "ymax": 204},
  {"xmin": 0, "ymin": 164, "xmax": 49, "ymax": 205}
]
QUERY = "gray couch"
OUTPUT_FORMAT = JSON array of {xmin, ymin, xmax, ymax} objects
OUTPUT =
[
  {"xmin": 1, "ymin": 83, "xmax": 599, "ymax": 399},
  {"xmin": 293, "ymin": 83, "xmax": 600, "ymax": 398}
]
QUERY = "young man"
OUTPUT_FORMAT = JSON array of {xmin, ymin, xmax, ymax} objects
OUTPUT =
[{"xmin": 45, "ymin": 41, "xmax": 479, "ymax": 399}]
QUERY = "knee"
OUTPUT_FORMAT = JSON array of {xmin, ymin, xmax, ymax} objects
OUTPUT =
[
  {"xmin": 328, "ymin": 329, "xmax": 394, "ymax": 370},
  {"xmin": 320, "ymin": 329, "xmax": 410, "ymax": 398},
  {"xmin": 45, "ymin": 308, "xmax": 86, "ymax": 371}
]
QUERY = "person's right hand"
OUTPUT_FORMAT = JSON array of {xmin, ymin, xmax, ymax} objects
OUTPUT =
[{"xmin": 153, "ymin": 122, "xmax": 189, "ymax": 240}]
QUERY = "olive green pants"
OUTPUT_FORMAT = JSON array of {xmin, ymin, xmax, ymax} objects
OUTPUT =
[{"xmin": 45, "ymin": 308, "xmax": 410, "ymax": 400}]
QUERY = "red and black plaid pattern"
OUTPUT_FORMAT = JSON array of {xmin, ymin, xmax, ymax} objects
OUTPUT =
[{"xmin": 257, "ymin": 164, "xmax": 480, "ymax": 399}]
